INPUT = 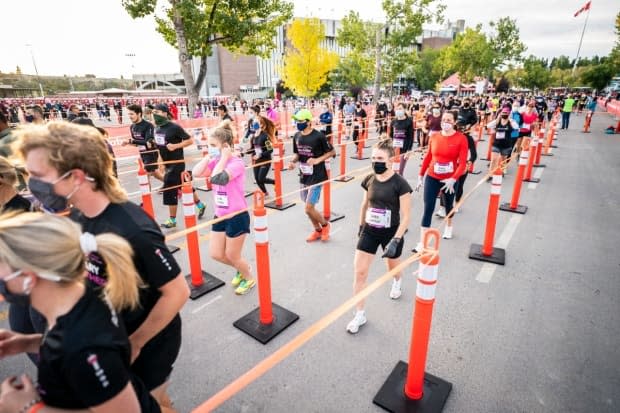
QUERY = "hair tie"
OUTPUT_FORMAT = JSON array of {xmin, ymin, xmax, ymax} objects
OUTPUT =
[{"xmin": 80, "ymin": 232, "xmax": 98, "ymax": 254}]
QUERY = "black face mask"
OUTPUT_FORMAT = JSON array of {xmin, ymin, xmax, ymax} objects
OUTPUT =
[
  {"xmin": 501, "ymin": 115, "xmax": 509, "ymax": 119},
  {"xmin": 0, "ymin": 271, "xmax": 30, "ymax": 306},
  {"xmin": 463, "ymin": 103, "xmax": 470, "ymax": 108},
  {"xmin": 28, "ymin": 176, "xmax": 70, "ymax": 212},
  {"xmin": 372, "ymin": 162, "xmax": 388, "ymax": 175}
]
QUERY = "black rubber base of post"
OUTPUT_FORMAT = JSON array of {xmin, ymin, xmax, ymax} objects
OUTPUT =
[
  {"xmin": 469, "ymin": 170, "xmax": 482, "ymax": 175},
  {"xmin": 265, "ymin": 201, "xmax": 296, "ymax": 211},
  {"xmin": 185, "ymin": 271, "xmax": 225, "ymax": 300},
  {"xmin": 499, "ymin": 202, "xmax": 528, "ymax": 214},
  {"xmin": 195, "ymin": 186, "xmax": 212, "ymax": 192},
  {"xmin": 523, "ymin": 177, "xmax": 540, "ymax": 183},
  {"xmin": 550, "ymin": 145, "xmax": 558, "ymax": 148},
  {"xmin": 480, "ymin": 157, "xmax": 491, "ymax": 161},
  {"xmin": 233, "ymin": 303, "xmax": 299, "ymax": 344},
  {"xmin": 373, "ymin": 361, "xmax": 452, "ymax": 413},
  {"xmin": 469, "ymin": 243, "xmax": 506, "ymax": 265},
  {"xmin": 335, "ymin": 175, "xmax": 354, "ymax": 182},
  {"xmin": 324, "ymin": 211, "xmax": 345, "ymax": 223},
  {"xmin": 533, "ymin": 164, "xmax": 546, "ymax": 168},
  {"xmin": 351, "ymin": 155, "xmax": 370, "ymax": 160},
  {"xmin": 167, "ymin": 244, "xmax": 180, "ymax": 254},
  {"xmin": 244, "ymin": 191, "xmax": 253, "ymax": 198}
]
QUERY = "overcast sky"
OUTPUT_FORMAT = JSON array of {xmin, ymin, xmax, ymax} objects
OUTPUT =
[{"xmin": 3, "ymin": 0, "xmax": 616, "ymax": 79}]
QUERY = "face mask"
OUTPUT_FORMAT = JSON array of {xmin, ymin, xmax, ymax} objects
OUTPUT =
[
  {"xmin": 395, "ymin": 110, "xmax": 405, "ymax": 118},
  {"xmin": 28, "ymin": 171, "xmax": 74, "ymax": 212},
  {"xmin": 249, "ymin": 113, "xmax": 255, "ymax": 119},
  {"xmin": 153, "ymin": 113, "xmax": 168, "ymax": 126},
  {"xmin": 356, "ymin": 105, "xmax": 361, "ymax": 109},
  {"xmin": 322, "ymin": 108, "xmax": 328, "ymax": 113},
  {"xmin": 441, "ymin": 122, "xmax": 453, "ymax": 132},
  {"xmin": 513, "ymin": 107, "xmax": 519, "ymax": 112},
  {"xmin": 0, "ymin": 270, "xmax": 30, "ymax": 306},
  {"xmin": 372, "ymin": 161, "xmax": 388, "ymax": 175},
  {"xmin": 463, "ymin": 103, "xmax": 470, "ymax": 108},
  {"xmin": 208, "ymin": 146, "xmax": 221, "ymax": 158},
  {"xmin": 501, "ymin": 114, "xmax": 509, "ymax": 119},
  {"xmin": 25, "ymin": 115, "xmax": 34, "ymax": 123},
  {"xmin": 432, "ymin": 109, "xmax": 440, "ymax": 116},
  {"xmin": 296, "ymin": 122, "xmax": 307, "ymax": 132}
]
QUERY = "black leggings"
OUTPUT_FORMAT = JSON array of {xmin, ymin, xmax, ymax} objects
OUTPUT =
[
  {"xmin": 253, "ymin": 164, "xmax": 274, "ymax": 194},
  {"xmin": 422, "ymin": 175, "xmax": 456, "ymax": 227}
]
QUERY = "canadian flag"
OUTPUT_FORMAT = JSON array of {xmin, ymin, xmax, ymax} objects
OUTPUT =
[{"xmin": 574, "ymin": 1, "xmax": 591, "ymax": 17}]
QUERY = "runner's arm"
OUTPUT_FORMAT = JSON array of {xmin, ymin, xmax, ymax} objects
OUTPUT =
[{"xmin": 394, "ymin": 192, "xmax": 411, "ymax": 239}]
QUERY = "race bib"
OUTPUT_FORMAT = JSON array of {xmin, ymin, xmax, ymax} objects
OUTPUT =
[
  {"xmin": 300, "ymin": 163, "xmax": 313, "ymax": 175},
  {"xmin": 433, "ymin": 161, "xmax": 454, "ymax": 174},
  {"xmin": 154, "ymin": 133, "xmax": 166, "ymax": 146},
  {"xmin": 523, "ymin": 123, "xmax": 531, "ymax": 130},
  {"xmin": 365, "ymin": 208, "xmax": 392, "ymax": 228},
  {"xmin": 394, "ymin": 138, "xmax": 404, "ymax": 148},
  {"xmin": 254, "ymin": 147, "xmax": 263, "ymax": 157},
  {"xmin": 138, "ymin": 145, "xmax": 146, "ymax": 151},
  {"xmin": 319, "ymin": 126, "xmax": 327, "ymax": 133},
  {"xmin": 215, "ymin": 191, "xmax": 229, "ymax": 207},
  {"xmin": 496, "ymin": 131, "xmax": 506, "ymax": 140}
]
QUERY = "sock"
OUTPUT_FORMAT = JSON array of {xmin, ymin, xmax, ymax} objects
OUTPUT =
[
  {"xmin": 315, "ymin": 226, "xmax": 322, "ymax": 232},
  {"xmin": 170, "ymin": 216, "xmax": 176, "ymax": 222},
  {"xmin": 321, "ymin": 222, "xmax": 329, "ymax": 228},
  {"xmin": 393, "ymin": 278, "xmax": 402, "ymax": 288},
  {"xmin": 196, "ymin": 201, "xmax": 204, "ymax": 208},
  {"xmin": 356, "ymin": 310, "xmax": 365, "ymax": 317}
]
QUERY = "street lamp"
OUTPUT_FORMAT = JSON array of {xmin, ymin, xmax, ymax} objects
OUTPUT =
[{"xmin": 25, "ymin": 44, "xmax": 44, "ymax": 98}]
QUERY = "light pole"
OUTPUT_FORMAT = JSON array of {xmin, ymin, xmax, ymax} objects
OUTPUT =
[
  {"xmin": 125, "ymin": 53, "xmax": 136, "ymax": 90},
  {"xmin": 25, "ymin": 44, "xmax": 44, "ymax": 98}
]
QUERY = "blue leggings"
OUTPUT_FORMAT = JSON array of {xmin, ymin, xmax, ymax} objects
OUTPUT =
[{"xmin": 422, "ymin": 175, "xmax": 456, "ymax": 227}]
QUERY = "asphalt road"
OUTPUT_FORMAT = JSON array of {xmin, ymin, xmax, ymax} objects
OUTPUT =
[{"xmin": 1, "ymin": 109, "xmax": 618, "ymax": 413}]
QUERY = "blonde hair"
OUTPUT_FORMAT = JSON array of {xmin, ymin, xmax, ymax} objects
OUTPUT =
[
  {"xmin": 0, "ymin": 212, "xmax": 143, "ymax": 311},
  {"xmin": 14, "ymin": 122, "xmax": 127, "ymax": 203},
  {"xmin": 374, "ymin": 135, "xmax": 395, "ymax": 157},
  {"xmin": 218, "ymin": 119, "xmax": 238, "ymax": 143},
  {"xmin": 211, "ymin": 122, "xmax": 234, "ymax": 147},
  {"xmin": 0, "ymin": 156, "xmax": 20, "ymax": 187}
]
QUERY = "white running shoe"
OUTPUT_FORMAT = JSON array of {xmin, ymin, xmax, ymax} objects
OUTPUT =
[
  {"xmin": 346, "ymin": 311, "xmax": 367, "ymax": 334},
  {"xmin": 389, "ymin": 279, "xmax": 402, "ymax": 300},
  {"xmin": 443, "ymin": 226, "xmax": 453, "ymax": 239},
  {"xmin": 435, "ymin": 207, "xmax": 447, "ymax": 218},
  {"xmin": 412, "ymin": 242, "xmax": 424, "ymax": 253}
]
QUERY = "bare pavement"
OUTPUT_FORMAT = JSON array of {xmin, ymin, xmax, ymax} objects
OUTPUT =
[{"xmin": 1, "ymin": 108, "xmax": 619, "ymax": 413}]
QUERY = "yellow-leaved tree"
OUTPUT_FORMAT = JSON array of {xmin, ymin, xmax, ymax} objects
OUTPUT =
[{"xmin": 281, "ymin": 18, "xmax": 339, "ymax": 97}]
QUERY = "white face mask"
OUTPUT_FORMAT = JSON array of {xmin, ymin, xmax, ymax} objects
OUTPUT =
[
  {"xmin": 395, "ymin": 110, "xmax": 405, "ymax": 118},
  {"xmin": 441, "ymin": 122, "xmax": 453, "ymax": 132}
]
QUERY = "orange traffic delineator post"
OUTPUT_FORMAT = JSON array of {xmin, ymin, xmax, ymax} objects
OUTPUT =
[
  {"xmin": 233, "ymin": 191, "xmax": 299, "ymax": 344},
  {"xmin": 481, "ymin": 131, "xmax": 495, "ymax": 161},
  {"xmin": 180, "ymin": 172, "xmax": 224, "ymax": 299},
  {"xmin": 469, "ymin": 168, "xmax": 506, "ymax": 265},
  {"xmin": 523, "ymin": 137, "xmax": 540, "ymax": 183},
  {"xmin": 373, "ymin": 229, "xmax": 452, "ymax": 413},
  {"xmin": 581, "ymin": 111, "xmax": 592, "ymax": 133},
  {"xmin": 499, "ymin": 149, "xmax": 529, "ymax": 214},
  {"xmin": 335, "ymin": 141, "xmax": 354, "ymax": 182},
  {"xmin": 533, "ymin": 128, "xmax": 546, "ymax": 168},
  {"xmin": 265, "ymin": 142, "xmax": 295, "ymax": 211},
  {"xmin": 322, "ymin": 158, "xmax": 345, "ymax": 222},
  {"xmin": 542, "ymin": 124, "xmax": 555, "ymax": 157},
  {"xmin": 392, "ymin": 145, "xmax": 401, "ymax": 174},
  {"xmin": 195, "ymin": 128, "xmax": 213, "ymax": 192}
]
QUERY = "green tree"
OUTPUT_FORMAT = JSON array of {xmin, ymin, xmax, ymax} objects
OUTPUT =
[
  {"xmin": 495, "ymin": 76, "xmax": 510, "ymax": 93},
  {"xmin": 281, "ymin": 18, "xmax": 339, "ymax": 97},
  {"xmin": 609, "ymin": 12, "xmax": 620, "ymax": 73},
  {"xmin": 15, "ymin": 66, "xmax": 22, "ymax": 75},
  {"xmin": 438, "ymin": 25, "xmax": 495, "ymax": 83},
  {"xmin": 122, "ymin": 0, "xmax": 293, "ymax": 113},
  {"xmin": 413, "ymin": 47, "xmax": 442, "ymax": 91},
  {"xmin": 580, "ymin": 64, "xmax": 614, "ymax": 90},
  {"xmin": 521, "ymin": 55, "xmax": 551, "ymax": 90},
  {"xmin": 488, "ymin": 17, "xmax": 526, "ymax": 69},
  {"xmin": 550, "ymin": 55, "xmax": 573, "ymax": 70},
  {"xmin": 330, "ymin": 50, "xmax": 374, "ymax": 96}
]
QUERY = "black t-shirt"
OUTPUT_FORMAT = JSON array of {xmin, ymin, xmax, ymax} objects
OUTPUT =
[
  {"xmin": 389, "ymin": 117, "xmax": 414, "ymax": 152},
  {"xmin": 494, "ymin": 119, "xmax": 515, "ymax": 148},
  {"xmin": 293, "ymin": 129, "xmax": 332, "ymax": 185},
  {"xmin": 251, "ymin": 132, "xmax": 273, "ymax": 162},
  {"xmin": 457, "ymin": 107, "xmax": 478, "ymax": 134},
  {"xmin": 130, "ymin": 119, "xmax": 155, "ymax": 151},
  {"xmin": 361, "ymin": 173, "xmax": 412, "ymax": 234},
  {"xmin": 38, "ymin": 288, "xmax": 160, "ymax": 412},
  {"xmin": 1, "ymin": 194, "xmax": 31, "ymax": 213},
  {"xmin": 154, "ymin": 121, "xmax": 190, "ymax": 162},
  {"xmin": 72, "ymin": 202, "xmax": 182, "ymax": 334}
]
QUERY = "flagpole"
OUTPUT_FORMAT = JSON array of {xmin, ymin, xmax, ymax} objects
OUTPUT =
[{"xmin": 573, "ymin": 4, "xmax": 591, "ymax": 74}]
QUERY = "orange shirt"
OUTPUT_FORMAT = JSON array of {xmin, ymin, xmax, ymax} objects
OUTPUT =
[{"xmin": 420, "ymin": 131, "xmax": 469, "ymax": 180}]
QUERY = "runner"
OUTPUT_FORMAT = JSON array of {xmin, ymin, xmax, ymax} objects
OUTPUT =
[
  {"xmin": 287, "ymin": 109, "xmax": 336, "ymax": 242},
  {"xmin": 414, "ymin": 110, "xmax": 468, "ymax": 247},
  {"xmin": 318, "ymin": 102, "xmax": 333, "ymax": 143},
  {"xmin": 248, "ymin": 116, "xmax": 276, "ymax": 196},
  {"xmin": 0, "ymin": 157, "xmax": 30, "ymax": 213},
  {"xmin": 17, "ymin": 122, "xmax": 189, "ymax": 409},
  {"xmin": 0, "ymin": 213, "xmax": 162, "ymax": 412},
  {"xmin": 127, "ymin": 104, "xmax": 163, "ymax": 183},
  {"xmin": 388, "ymin": 102, "xmax": 414, "ymax": 175},
  {"xmin": 152, "ymin": 103, "xmax": 206, "ymax": 229},
  {"xmin": 244, "ymin": 105, "xmax": 261, "ymax": 143},
  {"xmin": 192, "ymin": 123, "xmax": 256, "ymax": 295},
  {"xmin": 352, "ymin": 101, "xmax": 368, "ymax": 145},
  {"xmin": 346, "ymin": 138, "xmax": 412, "ymax": 334},
  {"xmin": 486, "ymin": 107, "xmax": 520, "ymax": 176},
  {"xmin": 517, "ymin": 102, "xmax": 538, "ymax": 155}
]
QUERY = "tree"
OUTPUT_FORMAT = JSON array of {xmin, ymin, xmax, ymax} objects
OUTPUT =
[
  {"xmin": 412, "ymin": 47, "xmax": 442, "ymax": 91},
  {"xmin": 550, "ymin": 55, "xmax": 572, "ymax": 70},
  {"xmin": 281, "ymin": 18, "xmax": 338, "ymax": 97},
  {"xmin": 495, "ymin": 76, "xmax": 510, "ymax": 93},
  {"xmin": 609, "ymin": 12, "xmax": 620, "ymax": 74},
  {"xmin": 438, "ymin": 25, "xmax": 495, "ymax": 83},
  {"xmin": 330, "ymin": 50, "xmax": 374, "ymax": 96},
  {"xmin": 15, "ymin": 66, "xmax": 22, "ymax": 75},
  {"xmin": 122, "ymin": 0, "xmax": 293, "ymax": 113},
  {"xmin": 581, "ymin": 64, "xmax": 614, "ymax": 90},
  {"xmin": 488, "ymin": 17, "xmax": 526, "ymax": 69},
  {"xmin": 521, "ymin": 55, "xmax": 551, "ymax": 91}
]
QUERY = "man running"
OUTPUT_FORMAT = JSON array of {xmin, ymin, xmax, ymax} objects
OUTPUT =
[{"xmin": 127, "ymin": 104, "xmax": 163, "ymax": 184}]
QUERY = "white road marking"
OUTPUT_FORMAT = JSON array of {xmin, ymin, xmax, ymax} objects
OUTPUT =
[
  {"xmin": 528, "ymin": 167, "xmax": 545, "ymax": 189},
  {"xmin": 475, "ymin": 215, "xmax": 523, "ymax": 283},
  {"xmin": 191, "ymin": 294, "xmax": 223, "ymax": 314}
]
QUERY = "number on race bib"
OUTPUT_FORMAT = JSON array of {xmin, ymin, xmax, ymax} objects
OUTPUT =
[
  {"xmin": 154, "ymin": 133, "xmax": 166, "ymax": 146},
  {"xmin": 215, "ymin": 191, "xmax": 229, "ymax": 207},
  {"xmin": 365, "ymin": 208, "xmax": 391, "ymax": 228},
  {"xmin": 496, "ymin": 131, "xmax": 506, "ymax": 140},
  {"xmin": 299, "ymin": 163, "xmax": 313, "ymax": 175},
  {"xmin": 393, "ymin": 138, "xmax": 404, "ymax": 148},
  {"xmin": 433, "ymin": 161, "xmax": 454, "ymax": 175}
]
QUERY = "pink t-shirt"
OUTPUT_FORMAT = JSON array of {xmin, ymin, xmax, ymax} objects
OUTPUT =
[{"xmin": 207, "ymin": 156, "xmax": 247, "ymax": 217}]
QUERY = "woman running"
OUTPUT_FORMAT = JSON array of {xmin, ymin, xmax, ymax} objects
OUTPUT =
[
  {"xmin": 486, "ymin": 107, "xmax": 520, "ymax": 175},
  {"xmin": 346, "ymin": 138, "xmax": 412, "ymax": 334},
  {"xmin": 388, "ymin": 102, "xmax": 414, "ymax": 175},
  {"xmin": 192, "ymin": 123, "xmax": 256, "ymax": 295},
  {"xmin": 248, "ymin": 116, "xmax": 276, "ymax": 196},
  {"xmin": 0, "ymin": 212, "xmax": 161, "ymax": 412},
  {"xmin": 415, "ymin": 110, "xmax": 468, "ymax": 246}
]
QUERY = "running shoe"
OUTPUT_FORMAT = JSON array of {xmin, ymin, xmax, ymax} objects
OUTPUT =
[
  {"xmin": 235, "ymin": 279, "xmax": 256, "ymax": 295},
  {"xmin": 306, "ymin": 229, "xmax": 322, "ymax": 242},
  {"xmin": 231, "ymin": 271, "xmax": 244, "ymax": 287},
  {"xmin": 197, "ymin": 203, "xmax": 206, "ymax": 219},
  {"xmin": 435, "ymin": 207, "xmax": 447, "ymax": 218},
  {"xmin": 443, "ymin": 226, "xmax": 453, "ymax": 239},
  {"xmin": 320, "ymin": 223, "xmax": 331, "ymax": 242},
  {"xmin": 389, "ymin": 278, "xmax": 402, "ymax": 300},
  {"xmin": 161, "ymin": 218, "xmax": 177, "ymax": 229},
  {"xmin": 411, "ymin": 242, "xmax": 423, "ymax": 253},
  {"xmin": 346, "ymin": 311, "xmax": 367, "ymax": 334}
]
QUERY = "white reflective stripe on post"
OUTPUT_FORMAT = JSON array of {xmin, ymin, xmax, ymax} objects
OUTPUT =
[
  {"xmin": 183, "ymin": 205, "xmax": 194, "ymax": 217},
  {"xmin": 325, "ymin": 159, "xmax": 331, "ymax": 171},
  {"xmin": 492, "ymin": 175, "xmax": 502, "ymax": 185},
  {"xmin": 254, "ymin": 215, "xmax": 267, "ymax": 230},
  {"xmin": 273, "ymin": 147, "xmax": 280, "ymax": 157},
  {"xmin": 182, "ymin": 192, "xmax": 194, "ymax": 205},
  {"xmin": 392, "ymin": 162, "xmax": 400, "ymax": 171},
  {"xmin": 416, "ymin": 281, "xmax": 437, "ymax": 301},
  {"xmin": 418, "ymin": 263, "xmax": 438, "ymax": 283},
  {"xmin": 491, "ymin": 185, "xmax": 501, "ymax": 195},
  {"xmin": 254, "ymin": 229, "xmax": 269, "ymax": 243},
  {"xmin": 518, "ymin": 155, "xmax": 528, "ymax": 166}
]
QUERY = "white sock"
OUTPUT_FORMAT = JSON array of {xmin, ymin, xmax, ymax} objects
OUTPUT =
[
  {"xmin": 355, "ymin": 310, "xmax": 365, "ymax": 317},
  {"xmin": 393, "ymin": 278, "xmax": 402, "ymax": 288}
]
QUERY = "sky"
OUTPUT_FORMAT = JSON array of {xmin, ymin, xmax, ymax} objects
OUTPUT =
[{"xmin": 2, "ymin": 0, "xmax": 617, "ymax": 79}]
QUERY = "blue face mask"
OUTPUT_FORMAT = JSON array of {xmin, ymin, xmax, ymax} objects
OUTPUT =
[
  {"xmin": 208, "ymin": 146, "xmax": 221, "ymax": 158},
  {"xmin": 296, "ymin": 122, "xmax": 307, "ymax": 132}
]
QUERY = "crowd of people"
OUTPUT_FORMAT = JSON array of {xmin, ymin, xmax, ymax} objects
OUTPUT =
[{"xmin": 0, "ymin": 88, "xmax": 598, "ymax": 410}]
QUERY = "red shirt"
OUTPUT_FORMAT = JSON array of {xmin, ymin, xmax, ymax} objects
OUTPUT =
[
  {"xmin": 520, "ymin": 111, "xmax": 538, "ymax": 132},
  {"xmin": 420, "ymin": 131, "xmax": 469, "ymax": 180}
]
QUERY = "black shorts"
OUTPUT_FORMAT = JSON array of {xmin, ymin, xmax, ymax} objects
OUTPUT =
[
  {"xmin": 212, "ymin": 211, "xmax": 251, "ymax": 238},
  {"xmin": 519, "ymin": 131, "xmax": 531, "ymax": 138},
  {"xmin": 140, "ymin": 151, "xmax": 159, "ymax": 173},
  {"xmin": 162, "ymin": 164, "xmax": 185, "ymax": 205},
  {"xmin": 356, "ymin": 227, "xmax": 404, "ymax": 258},
  {"xmin": 131, "ymin": 315, "xmax": 182, "ymax": 391}
]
